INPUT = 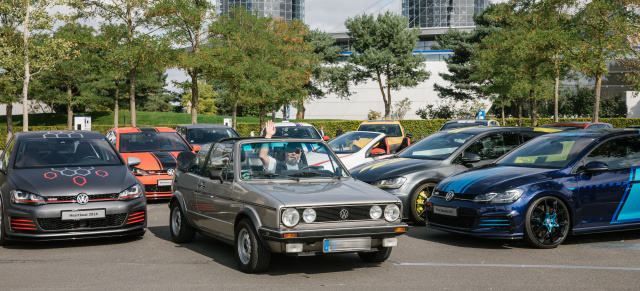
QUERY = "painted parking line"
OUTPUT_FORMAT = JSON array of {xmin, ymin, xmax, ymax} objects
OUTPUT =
[{"xmin": 389, "ymin": 261, "xmax": 640, "ymax": 271}]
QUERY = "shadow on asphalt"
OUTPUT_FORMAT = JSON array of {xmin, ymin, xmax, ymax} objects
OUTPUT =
[
  {"xmin": 406, "ymin": 224, "xmax": 640, "ymax": 249},
  {"xmin": 2, "ymin": 234, "xmax": 143, "ymax": 250},
  {"xmin": 147, "ymin": 225, "xmax": 389, "ymax": 275}
]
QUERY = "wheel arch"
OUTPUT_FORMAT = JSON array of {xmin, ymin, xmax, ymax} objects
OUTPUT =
[
  {"xmin": 524, "ymin": 190, "xmax": 575, "ymax": 233},
  {"xmin": 168, "ymin": 191, "xmax": 194, "ymax": 226},
  {"xmin": 405, "ymin": 178, "xmax": 440, "ymax": 216},
  {"xmin": 234, "ymin": 207, "xmax": 273, "ymax": 252}
]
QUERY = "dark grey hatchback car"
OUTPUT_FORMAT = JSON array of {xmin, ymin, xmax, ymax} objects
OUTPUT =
[
  {"xmin": 169, "ymin": 138, "xmax": 408, "ymax": 273},
  {"xmin": 0, "ymin": 131, "xmax": 146, "ymax": 245}
]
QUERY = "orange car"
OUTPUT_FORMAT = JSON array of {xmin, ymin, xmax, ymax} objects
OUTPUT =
[{"xmin": 106, "ymin": 127, "xmax": 200, "ymax": 200}]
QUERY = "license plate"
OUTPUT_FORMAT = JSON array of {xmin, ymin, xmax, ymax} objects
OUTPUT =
[
  {"xmin": 433, "ymin": 205, "xmax": 458, "ymax": 217},
  {"xmin": 323, "ymin": 237, "xmax": 371, "ymax": 253},
  {"xmin": 61, "ymin": 209, "xmax": 106, "ymax": 221},
  {"xmin": 158, "ymin": 179, "xmax": 172, "ymax": 186}
]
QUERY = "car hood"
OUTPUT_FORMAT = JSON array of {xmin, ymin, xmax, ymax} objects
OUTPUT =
[
  {"xmin": 120, "ymin": 151, "xmax": 180, "ymax": 171},
  {"xmin": 246, "ymin": 179, "xmax": 400, "ymax": 206},
  {"xmin": 437, "ymin": 166, "xmax": 558, "ymax": 195},
  {"xmin": 350, "ymin": 158, "xmax": 443, "ymax": 182},
  {"xmin": 9, "ymin": 165, "xmax": 138, "ymax": 196}
]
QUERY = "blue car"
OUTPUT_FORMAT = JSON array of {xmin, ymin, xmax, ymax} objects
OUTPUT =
[{"xmin": 427, "ymin": 129, "xmax": 640, "ymax": 248}]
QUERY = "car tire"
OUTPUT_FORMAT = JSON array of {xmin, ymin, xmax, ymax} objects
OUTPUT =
[
  {"xmin": 524, "ymin": 196, "xmax": 570, "ymax": 249},
  {"xmin": 358, "ymin": 247, "xmax": 392, "ymax": 263},
  {"xmin": 0, "ymin": 200, "xmax": 9, "ymax": 246},
  {"xmin": 234, "ymin": 219, "xmax": 271, "ymax": 273},
  {"xmin": 169, "ymin": 201, "xmax": 196, "ymax": 243},
  {"xmin": 409, "ymin": 183, "xmax": 436, "ymax": 225}
]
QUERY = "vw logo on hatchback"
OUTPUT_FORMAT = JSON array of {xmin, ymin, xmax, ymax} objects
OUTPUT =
[
  {"xmin": 76, "ymin": 193, "xmax": 89, "ymax": 205},
  {"xmin": 339, "ymin": 209, "xmax": 349, "ymax": 220},
  {"xmin": 445, "ymin": 191, "xmax": 455, "ymax": 202},
  {"xmin": 167, "ymin": 168, "xmax": 175, "ymax": 176}
]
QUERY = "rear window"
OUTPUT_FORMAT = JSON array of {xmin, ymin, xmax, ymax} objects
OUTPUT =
[
  {"xmin": 119, "ymin": 132, "xmax": 191, "ymax": 153},
  {"xmin": 269, "ymin": 126, "xmax": 321, "ymax": 139},
  {"xmin": 186, "ymin": 128, "xmax": 238, "ymax": 144},
  {"xmin": 357, "ymin": 124, "xmax": 402, "ymax": 137}
]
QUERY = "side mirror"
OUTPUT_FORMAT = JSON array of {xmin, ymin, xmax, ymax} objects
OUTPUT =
[
  {"xmin": 323, "ymin": 136, "xmax": 329, "ymax": 141},
  {"xmin": 192, "ymin": 145, "xmax": 202, "ymax": 152},
  {"xmin": 583, "ymin": 161, "xmax": 609, "ymax": 173},
  {"xmin": 176, "ymin": 152, "xmax": 196, "ymax": 172},
  {"xmin": 208, "ymin": 169, "xmax": 224, "ymax": 182},
  {"xmin": 461, "ymin": 153, "xmax": 481, "ymax": 164},
  {"xmin": 127, "ymin": 157, "xmax": 141, "ymax": 167},
  {"xmin": 370, "ymin": 148, "xmax": 386, "ymax": 156},
  {"xmin": 405, "ymin": 133, "xmax": 413, "ymax": 138}
]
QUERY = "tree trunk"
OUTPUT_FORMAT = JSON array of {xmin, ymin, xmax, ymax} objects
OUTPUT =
[
  {"xmin": 530, "ymin": 89, "xmax": 538, "ymax": 127},
  {"xmin": 554, "ymin": 64, "xmax": 560, "ymax": 123},
  {"xmin": 21, "ymin": 4, "xmax": 31, "ymax": 132},
  {"xmin": 375, "ymin": 71, "xmax": 389, "ymax": 120},
  {"xmin": 67, "ymin": 84, "xmax": 73, "ymax": 130},
  {"xmin": 259, "ymin": 104, "xmax": 266, "ymax": 133},
  {"xmin": 190, "ymin": 71, "xmax": 198, "ymax": 124},
  {"xmin": 6, "ymin": 103, "xmax": 13, "ymax": 142},
  {"xmin": 129, "ymin": 69, "xmax": 136, "ymax": 127},
  {"xmin": 593, "ymin": 74, "xmax": 602, "ymax": 122},
  {"xmin": 271, "ymin": 104, "xmax": 276, "ymax": 122},
  {"xmin": 517, "ymin": 99, "xmax": 523, "ymax": 127},
  {"xmin": 296, "ymin": 103, "xmax": 305, "ymax": 119},
  {"xmin": 501, "ymin": 105, "xmax": 505, "ymax": 126},
  {"xmin": 232, "ymin": 87, "xmax": 238, "ymax": 130},
  {"xmin": 282, "ymin": 104, "xmax": 287, "ymax": 121},
  {"xmin": 114, "ymin": 87, "xmax": 119, "ymax": 128}
]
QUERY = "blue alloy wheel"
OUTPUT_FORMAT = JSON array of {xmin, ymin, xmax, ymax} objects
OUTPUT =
[{"xmin": 524, "ymin": 196, "xmax": 569, "ymax": 249}]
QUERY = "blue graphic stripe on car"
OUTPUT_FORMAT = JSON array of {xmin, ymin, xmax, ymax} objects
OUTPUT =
[
  {"xmin": 441, "ymin": 167, "xmax": 513, "ymax": 194},
  {"xmin": 567, "ymin": 182, "xmax": 628, "ymax": 191}
]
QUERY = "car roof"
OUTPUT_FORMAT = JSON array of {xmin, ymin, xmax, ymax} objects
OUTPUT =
[
  {"xmin": 15, "ymin": 130, "xmax": 107, "ymax": 139},
  {"xmin": 440, "ymin": 126, "xmax": 561, "ymax": 134},
  {"xmin": 549, "ymin": 128, "xmax": 637, "ymax": 137},
  {"xmin": 443, "ymin": 119, "xmax": 495, "ymax": 124},
  {"xmin": 273, "ymin": 122, "xmax": 315, "ymax": 127},
  {"xmin": 359, "ymin": 120, "xmax": 401, "ymax": 125},
  {"xmin": 541, "ymin": 122, "xmax": 611, "ymax": 127},
  {"xmin": 176, "ymin": 124, "xmax": 234, "ymax": 129},
  {"xmin": 109, "ymin": 127, "xmax": 178, "ymax": 133}
]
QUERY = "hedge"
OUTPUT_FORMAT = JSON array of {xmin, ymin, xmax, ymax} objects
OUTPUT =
[{"xmin": 2, "ymin": 118, "xmax": 640, "ymax": 146}]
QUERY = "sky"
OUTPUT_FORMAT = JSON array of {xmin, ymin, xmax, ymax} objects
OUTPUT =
[{"xmin": 305, "ymin": 0, "xmax": 400, "ymax": 33}]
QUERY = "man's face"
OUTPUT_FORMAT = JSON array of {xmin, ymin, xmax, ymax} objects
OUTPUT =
[{"xmin": 284, "ymin": 147, "xmax": 301, "ymax": 166}]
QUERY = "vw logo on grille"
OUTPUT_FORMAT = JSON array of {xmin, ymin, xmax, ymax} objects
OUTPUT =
[
  {"xmin": 76, "ymin": 193, "xmax": 89, "ymax": 205},
  {"xmin": 339, "ymin": 209, "xmax": 349, "ymax": 220},
  {"xmin": 445, "ymin": 191, "xmax": 455, "ymax": 202},
  {"xmin": 167, "ymin": 168, "xmax": 175, "ymax": 176}
]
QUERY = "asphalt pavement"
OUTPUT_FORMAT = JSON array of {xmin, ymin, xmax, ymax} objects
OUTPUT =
[{"xmin": 1, "ymin": 202, "xmax": 640, "ymax": 290}]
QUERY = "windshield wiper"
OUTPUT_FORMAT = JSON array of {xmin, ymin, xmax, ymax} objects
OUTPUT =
[
  {"xmin": 287, "ymin": 171, "xmax": 322, "ymax": 177},
  {"xmin": 252, "ymin": 172, "xmax": 281, "ymax": 179}
]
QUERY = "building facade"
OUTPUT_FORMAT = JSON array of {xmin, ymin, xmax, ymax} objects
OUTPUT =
[
  {"xmin": 217, "ymin": 0, "xmax": 305, "ymax": 22},
  {"xmin": 402, "ymin": 0, "xmax": 488, "ymax": 28}
]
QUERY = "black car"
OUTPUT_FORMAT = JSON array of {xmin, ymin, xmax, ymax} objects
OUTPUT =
[
  {"xmin": 350, "ymin": 127, "xmax": 561, "ymax": 224},
  {"xmin": 175, "ymin": 124, "xmax": 239, "ymax": 147},
  {"xmin": 0, "ymin": 131, "xmax": 146, "ymax": 244},
  {"xmin": 438, "ymin": 119, "xmax": 500, "ymax": 131}
]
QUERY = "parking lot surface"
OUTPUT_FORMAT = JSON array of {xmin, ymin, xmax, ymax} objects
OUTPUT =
[{"xmin": 1, "ymin": 202, "xmax": 640, "ymax": 290}]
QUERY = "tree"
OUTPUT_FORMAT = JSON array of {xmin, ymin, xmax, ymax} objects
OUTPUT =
[
  {"xmin": 345, "ymin": 12, "xmax": 430, "ymax": 120},
  {"xmin": 572, "ymin": 0, "xmax": 640, "ymax": 122},
  {"xmin": 148, "ymin": 0, "xmax": 216, "ymax": 124},
  {"xmin": 180, "ymin": 81, "xmax": 217, "ymax": 114},
  {"xmin": 391, "ymin": 97, "xmax": 412, "ymax": 120}
]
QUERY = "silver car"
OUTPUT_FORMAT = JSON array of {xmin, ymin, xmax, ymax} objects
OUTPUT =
[{"xmin": 169, "ymin": 138, "xmax": 408, "ymax": 273}]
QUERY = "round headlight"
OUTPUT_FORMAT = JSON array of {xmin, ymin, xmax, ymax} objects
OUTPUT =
[
  {"xmin": 370, "ymin": 205, "xmax": 382, "ymax": 219},
  {"xmin": 302, "ymin": 208, "xmax": 316, "ymax": 223},
  {"xmin": 384, "ymin": 204, "xmax": 400, "ymax": 222},
  {"xmin": 281, "ymin": 208, "xmax": 300, "ymax": 227}
]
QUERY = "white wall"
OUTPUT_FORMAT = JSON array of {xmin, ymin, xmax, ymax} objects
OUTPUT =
[{"xmin": 627, "ymin": 91, "xmax": 640, "ymax": 118}]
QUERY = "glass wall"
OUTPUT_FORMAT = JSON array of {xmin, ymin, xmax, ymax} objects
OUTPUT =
[
  {"xmin": 218, "ymin": 0, "xmax": 305, "ymax": 22},
  {"xmin": 402, "ymin": 0, "xmax": 487, "ymax": 28}
]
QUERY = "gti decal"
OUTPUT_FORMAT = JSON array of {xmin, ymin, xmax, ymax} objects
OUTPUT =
[
  {"xmin": 612, "ymin": 168, "xmax": 640, "ymax": 224},
  {"xmin": 42, "ymin": 131, "xmax": 84, "ymax": 139},
  {"xmin": 357, "ymin": 158, "xmax": 409, "ymax": 173},
  {"xmin": 440, "ymin": 167, "xmax": 513, "ymax": 194},
  {"xmin": 43, "ymin": 168, "xmax": 109, "ymax": 187}
]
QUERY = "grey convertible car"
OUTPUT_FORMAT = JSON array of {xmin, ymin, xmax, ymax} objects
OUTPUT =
[
  {"xmin": 169, "ymin": 138, "xmax": 408, "ymax": 273},
  {"xmin": 0, "ymin": 131, "xmax": 146, "ymax": 245},
  {"xmin": 351, "ymin": 127, "xmax": 561, "ymax": 225}
]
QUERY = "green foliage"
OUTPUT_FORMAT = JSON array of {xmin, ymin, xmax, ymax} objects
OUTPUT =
[
  {"xmin": 367, "ymin": 110, "xmax": 382, "ymax": 120},
  {"xmin": 391, "ymin": 97, "xmax": 412, "ymax": 120},
  {"xmin": 416, "ymin": 99, "xmax": 488, "ymax": 120}
]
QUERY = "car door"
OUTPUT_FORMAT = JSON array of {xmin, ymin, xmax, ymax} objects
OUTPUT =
[
  {"xmin": 197, "ymin": 143, "xmax": 235, "ymax": 237},
  {"xmin": 455, "ymin": 131, "xmax": 521, "ymax": 169},
  {"xmin": 176, "ymin": 143, "xmax": 212, "ymax": 228},
  {"xmin": 573, "ymin": 135, "xmax": 640, "ymax": 229}
]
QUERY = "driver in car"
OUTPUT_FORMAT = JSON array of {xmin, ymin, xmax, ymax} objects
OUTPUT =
[{"xmin": 259, "ymin": 120, "xmax": 306, "ymax": 173}]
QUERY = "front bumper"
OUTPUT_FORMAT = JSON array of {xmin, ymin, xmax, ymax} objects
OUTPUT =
[
  {"xmin": 4, "ymin": 199, "xmax": 147, "ymax": 241},
  {"xmin": 136, "ymin": 174, "xmax": 173, "ymax": 199},
  {"xmin": 258, "ymin": 224, "xmax": 408, "ymax": 254}
]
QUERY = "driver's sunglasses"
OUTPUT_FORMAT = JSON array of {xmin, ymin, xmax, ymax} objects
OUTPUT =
[{"xmin": 285, "ymin": 148, "xmax": 302, "ymax": 154}]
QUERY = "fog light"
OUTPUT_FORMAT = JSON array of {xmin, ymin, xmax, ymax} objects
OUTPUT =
[
  {"xmin": 382, "ymin": 238, "xmax": 397, "ymax": 247},
  {"xmin": 286, "ymin": 243, "xmax": 303, "ymax": 253}
]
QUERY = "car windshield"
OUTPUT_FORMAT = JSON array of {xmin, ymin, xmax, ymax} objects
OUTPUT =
[
  {"xmin": 440, "ymin": 122, "xmax": 484, "ymax": 131},
  {"xmin": 240, "ymin": 141, "xmax": 349, "ymax": 180},
  {"xmin": 14, "ymin": 138, "xmax": 122, "ymax": 168},
  {"xmin": 329, "ymin": 131, "xmax": 381, "ymax": 154},
  {"xmin": 497, "ymin": 135, "xmax": 596, "ymax": 169},
  {"xmin": 397, "ymin": 132, "xmax": 473, "ymax": 160},
  {"xmin": 119, "ymin": 132, "xmax": 191, "ymax": 153},
  {"xmin": 358, "ymin": 124, "xmax": 402, "ymax": 137},
  {"xmin": 186, "ymin": 128, "xmax": 238, "ymax": 144},
  {"xmin": 271, "ymin": 126, "xmax": 321, "ymax": 139}
]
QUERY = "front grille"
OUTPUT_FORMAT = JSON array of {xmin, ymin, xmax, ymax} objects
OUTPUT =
[
  {"xmin": 432, "ymin": 191, "xmax": 475, "ymax": 201},
  {"xmin": 294, "ymin": 206, "xmax": 375, "ymax": 222},
  {"xmin": 427, "ymin": 211, "xmax": 477, "ymax": 229},
  {"xmin": 46, "ymin": 193, "xmax": 119, "ymax": 203},
  {"xmin": 144, "ymin": 185, "xmax": 171, "ymax": 193},
  {"xmin": 37, "ymin": 214, "xmax": 127, "ymax": 230}
]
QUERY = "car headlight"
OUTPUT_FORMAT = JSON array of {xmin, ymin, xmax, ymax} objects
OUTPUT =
[
  {"xmin": 370, "ymin": 205, "xmax": 382, "ymax": 219},
  {"xmin": 118, "ymin": 184, "xmax": 143, "ymax": 200},
  {"xmin": 281, "ymin": 208, "xmax": 300, "ymax": 227},
  {"xmin": 10, "ymin": 190, "xmax": 46, "ymax": 205},
  {"xmin": 384, "ymin": 204, "xmax": 400, "ymax": 222},
  {"xmin": 131, "ymin": 167, "xmax": 147, "ymax": 176},
  {"xmin": 372, "ymin": 177, "xmax": 407, "ymax": 189},
  {"xmin": 302, "ymin": 208, "xmax": 316, "ymax": 223},
  {"xmin": 474, "ymin": 188, "xmax": 524, "ymax": 204}
]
